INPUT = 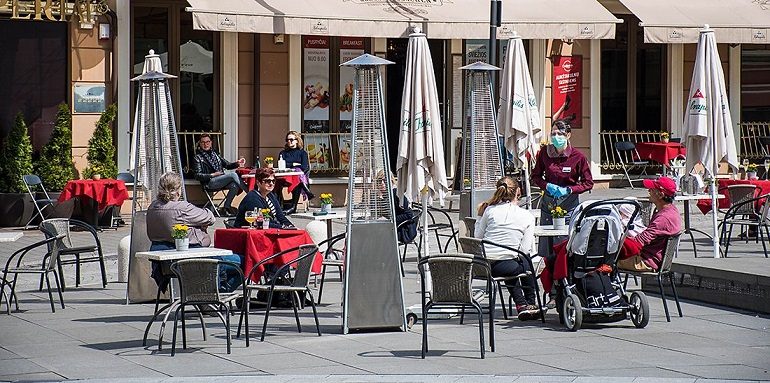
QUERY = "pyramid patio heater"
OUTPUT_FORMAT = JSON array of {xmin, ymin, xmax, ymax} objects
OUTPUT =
[
  {"xmin": 458, "ymin": 62, "xmax": 504, "ymax": 221},
  {"xmin": 126, "ymin": 50, "xmax": 185, "ymax": 303},
  {"xmin": 340, "ymin": 54, "xmax": 406, "ymax": 334}
]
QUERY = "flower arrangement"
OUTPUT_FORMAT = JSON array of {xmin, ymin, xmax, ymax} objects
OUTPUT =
[
  {"xmin": 320, "ymin": 193, "xmax": 334, "ymax": 205},
  {"xmin": 171, "ymin": 224, "xmax": 189, "ymax": 239},
  {"xmin": 747, "ymin": 163, "xmax": 758, "ymax": 173},
  {"xmin": 550, "ymin": 205, "xmax": 567, "ymax": 219},
  {"xmin": 260, "ymin": 208, "xmax": 272, "ymax": 219},
  {"xmin": 660, "ymin": 132, "xmax": 670, "ymax": 140},
  {"xmin": 264, "ymin": 156, "xmax": 274, "ymax": 164},
  {"xmin": 463, "ymin": 178, "xmax": 471, "ymax": 188}
]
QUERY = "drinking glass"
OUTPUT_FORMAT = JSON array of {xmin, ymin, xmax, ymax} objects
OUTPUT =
[{"xmin": 244, "ymin": 211, "xmax": 257, "ymax": 229}]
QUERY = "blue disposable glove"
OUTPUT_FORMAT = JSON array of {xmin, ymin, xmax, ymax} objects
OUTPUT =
[
  {"xmin": 546, "ymin": 183, "xmax": 559, "ymax": 197},
  {"xmin": 558, "ymin": 186, "xmax": 571, "ymax": 198}
]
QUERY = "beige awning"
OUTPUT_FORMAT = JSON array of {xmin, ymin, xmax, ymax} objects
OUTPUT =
[
  {"xmin": 619, "ymin": 0, "xmax": 770, "ymax": 44},
  {"xmin": 187, "ymin": 0, "xmax": 621, "ymax": 40}
]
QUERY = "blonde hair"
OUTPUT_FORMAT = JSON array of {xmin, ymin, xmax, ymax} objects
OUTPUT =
[
  {"xmin": 157, "ymin": 172, "xmax": 183, "ymax": 202},
  {"xmin": 477, "ymin": 176, "xmax": 520, "ymax": 216},
  {"xmin": 284, "ymin": 130, "xmax": 304, "ymax": 150}
]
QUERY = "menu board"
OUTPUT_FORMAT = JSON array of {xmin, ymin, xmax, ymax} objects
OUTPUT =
[
  {"xmin": 339, "ymin": 37, "xmax": 364, "ymax": 133},
  {"xmin": 465, "ymin": 40, "xmax": 489, "ymax": 65},
  {"xmin": 337, "ymin": 134, "xmax": 352, "ymax": 170},
  {"xmin": 303, "ymin": 133, "xmax": 331, "ymax": 170},
  {"xmin": 551, "ymin": 55, "xmax": 583, "ymax": 129},
  {"xmin": 303, "ymin": 36, "xmax": 330, "ymax": 133}
]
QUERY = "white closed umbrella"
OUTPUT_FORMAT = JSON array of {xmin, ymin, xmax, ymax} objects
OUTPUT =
[
  {"xmin": 497, "ymin": 33, "xmax": 542, "ymax": 209},
  {"xmin": 682, "ymin": 25, "xmax": 739, "ymax": 259},
  {"xmin": 395, "ymin": 28, "xmax": 449, "ymax": 268}
]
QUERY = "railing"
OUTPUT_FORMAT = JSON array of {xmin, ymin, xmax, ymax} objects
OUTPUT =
[
  {"xmin": 599, "ymin": 131, "xmax": 667, "ymax": 172},
  {"xmin": 176, "ymin": 131, "xmax": 226, "ymax": 174},
  {"xmin": 739, "ymin": 122, "xmax": 770, "ymax": 160}
]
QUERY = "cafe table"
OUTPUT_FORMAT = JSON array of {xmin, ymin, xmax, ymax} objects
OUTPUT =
[
  {"xmin": 293, "ymin": 209, "xmax": 347, "ymax": 239},
  {"xmin": 240, "ymin": 169, "xmax": 303, "ymax": 192},
  {"xmin": 696, "ymin": 179, "xmax": 770, "ymax": 214},
  {"xmin": 135, "ymin": 247, "xmax": 234, "ymax": 350},
  {"xmin": 58, "ymin": 179, "xmax": 129, "ymax": 228},
  {"xmin": 214, "ymin": 228, "xmax": 321, "ymax": 282},
  {"xmin": 635, "ymin": 142, "xmax": 686, "ymax": 176}
]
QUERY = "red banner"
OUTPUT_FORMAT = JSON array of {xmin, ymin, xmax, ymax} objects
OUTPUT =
[{"xmin": 551, "ymin": 55, "xmax": 582, "ymax": 129}]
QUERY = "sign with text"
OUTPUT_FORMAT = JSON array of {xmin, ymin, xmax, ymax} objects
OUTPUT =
[
  {"xmin": 0, "ymin": 0, "xmax": 104, "ymax": 28},
  {"xmin": 338, "ymin": 37, "xmax": 364, "ymax": 132},
  {"xmin": 551, "ymin": 55, "xmax": 582, "ymax": 129},
  {"xmin": 302, "ymin": 36, "xmax": 330, "ymax": 133},
  {"xmin": 73, "ymin": 83, "xmax": 105, "ymax": 114}
]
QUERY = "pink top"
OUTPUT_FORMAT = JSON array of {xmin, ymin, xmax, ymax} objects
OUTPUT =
[{"xmin": 633, "ymin": 203, "xmax": 681, "ymax": 270}]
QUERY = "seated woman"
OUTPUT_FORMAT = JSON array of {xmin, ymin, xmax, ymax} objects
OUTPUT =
[
  {"xmin": 235, "ymin": 167, "xmax": 295, "ymax": 229},
  {"xmin": 474, "ymin": 176, "xmax": 540, "ymax": 320},
  {"xmin": 278, "ymin": 130, "xmax": 314, "ymax": 214},
  {"xmin": 377, "ymin": 171, "xmax": 418, "ymax": 244},
  {"xmin": 146, "ymin": 172, "xmax": 243, "ymax": 292}
]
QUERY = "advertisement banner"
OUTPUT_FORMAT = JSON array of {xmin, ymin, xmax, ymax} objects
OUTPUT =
[
  {"xmin": 339, "ymin": 37, "xmax": 365, "ymax": 132},
  {"xmin": 465, "ymin": 40, "xmax": 488, "ymax": 65},
  {"xmin": 303, "ymin": 36, "xmax": 330, "ymax": 132},
  {"xmin": 303, "ymin": 133, "xmax": 332, "ymax": 170},
  {"xmin": 551, "ymin": 55, "xmax": 582, "ymax": 128}
]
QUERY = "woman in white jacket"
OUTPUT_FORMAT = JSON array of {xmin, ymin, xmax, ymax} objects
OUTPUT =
[{"xmin": 475, "ymin": 177, "xmax": 539, "ymax": 320}]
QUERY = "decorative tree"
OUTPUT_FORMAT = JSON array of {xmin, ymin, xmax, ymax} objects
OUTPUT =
[
  {"xmin": 84, "ymin": 104, "xmax": 118, "ymax": 179},
  {"xmin": 0, "ymin": 113, "xmax": 34, "ymax": 193},
  {"xmin": 34, "ymin": 103, "xmax": 75, "ymax": 191}
]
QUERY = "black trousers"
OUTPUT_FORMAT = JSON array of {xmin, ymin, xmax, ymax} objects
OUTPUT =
[{"xmin": 491, "ymin": 259, "xmax": 536, "ymax": 306}]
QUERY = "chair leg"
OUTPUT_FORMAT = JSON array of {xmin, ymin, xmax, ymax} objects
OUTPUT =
[
  {"xmin": 306, "ymin": 289, "xmax": 321, "ymax": 336},
  {"xmin": 237, "ymin": 290, "xmax": 249, "ymax": 339},
  {"xmin": 657, "ymin": 275, "xmax": 671, "ymax": 322},
  {"xmin": 261, "ymin": 290, "xmax": 275, "ymax": 341},
  {"xmin": 476, "ymin": 304, "xmax": 485, "ymax": 359},
  {"xmin": 725, "ymin": 223, "xmax": 735, "ymax": 257},
  {"xmin": 497, "ymin": 282, "xmax": 507, "ymax": 320},
  {"xmin": 291, "ymin": 291, "xmax": 302, "ymax": 333},
  {"xmin": 421, "ymin": 303, "xmax": 429, "ymax": 359},
  {"xmin": 668, "ymin": 273, "xmax": 683, "ymax": 318},
  {"xmin": 74, "ymin": 254, "xmax": 81, "ymax": 287},
  {"xmin": 57, "ymin": 257, "xmax": 66, "ymax": 290},
  {"xmin": 44, "ymin": 274, "xmax": 55, "ymax": 313},
  {"xmin": 171, "ymin": 305, "xmax": 182, "ymax": 356},
  {"xmin": 98, "ymin": 253, "xmax": 108, "ymax": 288},
  {"xmin": 224, "ymin": 304, "xmax": 231, "ymax": 354},
  {"xmin": 317, "ymin": 265, "xmax": 328, "ymax": 304},
  {"xmin": 488, "ymin": 283, "xmax": 495, "ymax": 352},
  {"xmin": 52, "ymin": 271, "xmax": 64, "ymax": 309},
  {"xmin": 758, "ymin": 224, "xmax": 768, "ymax": 258},
  {"xmin": 181, "ymin": 306, "xmax": 188, "ymax": 350}
]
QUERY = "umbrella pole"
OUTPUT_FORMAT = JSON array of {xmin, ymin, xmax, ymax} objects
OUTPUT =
[
  {"xmin": 421, "ymin": 187, "xmax": 432, "ymax": 292},
  {"xmin": 524, "ymin": 163, "xmax": 532, "ymax": 210},
  {"xmin": 711, "ymin": 129, "xmax": 720, "ymax": 258}
]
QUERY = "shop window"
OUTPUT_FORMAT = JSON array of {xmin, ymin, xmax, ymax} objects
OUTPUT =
[{"xmin": 741, "ymin": 45, "xmax": 770, "ymax": 122}]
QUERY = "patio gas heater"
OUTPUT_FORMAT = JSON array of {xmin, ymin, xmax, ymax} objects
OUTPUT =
[
  {"xmin": 126, "ymin": 50, "xmax": 185, "ymax": 303},
  {"xmin": 340, "ymin": 54, "xmax": 406, "ymax": 334},
  {"xmin": 458, "ymin": 62, "xmax": 504, "ymax": 221}
]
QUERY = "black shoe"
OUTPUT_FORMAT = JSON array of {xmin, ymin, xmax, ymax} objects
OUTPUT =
[
  {"xmin": 284, "ymin": 206, "xmax": 297, "ymax": 215},
  {"xmin": 225, "ymin": 206, "xmax": 239, "ymax": 216},
  {"xmin": 305, "ymin": 191, "xmax": 315, "ymax": 200}
]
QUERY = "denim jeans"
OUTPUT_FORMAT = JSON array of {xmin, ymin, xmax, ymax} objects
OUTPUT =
[
  {"xmin": 207, "ymin": 172, "xmax": 246, "ymax": 209},
  {"xmin": 149, "ymin": 242, "xmax": 243, "ymax": 293}
]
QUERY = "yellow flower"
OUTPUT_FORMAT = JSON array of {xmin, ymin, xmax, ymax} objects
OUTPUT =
[
  {"xmin": 171, "ymin": 224, "xmax": 189, "ymax": 239},
  {"xmin": 320, "ymin": 193, "xmax": 334, "ymax": 204},
  {"xmin": 265, "ymin": 156, "xmax": 274, "ymax": 163},
  {"xmin": 550, "ymin": 206, "xmax": 567, "ymax": 218},
  {"xmin": 260, "ymin": 208, "xmax": 272, "ymax": 219}
]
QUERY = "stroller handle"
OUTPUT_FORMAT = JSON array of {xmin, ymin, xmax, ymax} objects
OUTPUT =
[{"xmin": 572, "ymin": 199, "xmax": 642, "ymax": 233}]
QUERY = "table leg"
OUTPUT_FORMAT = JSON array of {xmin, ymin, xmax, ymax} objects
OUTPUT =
[
  {"xmin": 326, "ymin": 220, "xmax": 333, "ymax": 240},
  {"xmin": 682, "ymin": 199, "xmax": 722, "ymax": 258}
]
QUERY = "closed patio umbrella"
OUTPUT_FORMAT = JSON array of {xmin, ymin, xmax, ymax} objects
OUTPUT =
[
  {"xmin": 497, "ymin": 33, "xmax": 542, "ymax": 209},
  {"xmin": 682, "ymin": 25, "xmax": 739, "ymax": 259},
  {"xmin": 395, "ymin": 28, "xmax": 449, "ymax": 265}
]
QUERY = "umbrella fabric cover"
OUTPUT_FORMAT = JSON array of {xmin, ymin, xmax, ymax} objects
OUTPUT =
[
  {"xmin": 683, "ymin": 28, "xmax": 738, "ymax": 175},
  {"xmin": 497, "ymin": 35, "xmax": 542, "ymax": 169},
  {"xmin": 395, "ymin": 31, "xmax": 449, "ymax": 206}
]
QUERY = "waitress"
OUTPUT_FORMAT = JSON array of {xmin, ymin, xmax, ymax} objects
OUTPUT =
[
  {"xmin": 278, "ymin": 130, "xmax": 314, "ymax": 214},
  {"xmin": 531, "ymin": 120, "xmax": 594, "ymax": 257}
]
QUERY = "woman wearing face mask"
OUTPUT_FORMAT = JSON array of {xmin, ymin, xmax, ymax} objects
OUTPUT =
[{"xmin": 531, "ymin": 119, "xmax": 593, "ymax": 306}]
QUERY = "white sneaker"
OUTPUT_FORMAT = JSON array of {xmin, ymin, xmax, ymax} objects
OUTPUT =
[{"xmin": 532, "ymin": 256, "xmax": 546, "ymax": 276}]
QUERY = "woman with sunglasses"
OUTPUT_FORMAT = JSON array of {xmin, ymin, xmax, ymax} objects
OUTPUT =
[
  {"xmin": 531, "ymin": 120, "xmax": 593, "ymax": 307},
  {"xmin": 278, "ymin": 131, "xmax": 314, "ymax": 214},
  {"xmin": 234, "ymin": 167, "xmax": 295, "ymax": 229}
]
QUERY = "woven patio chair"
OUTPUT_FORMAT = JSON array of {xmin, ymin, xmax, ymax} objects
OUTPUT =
[
  {"xmin": 39, "ymin": 218, "xmax": 107, "ymax": 289},
  {"xmin": 1, "ymin": 235, "xmax": 64, "ymax": 313}
]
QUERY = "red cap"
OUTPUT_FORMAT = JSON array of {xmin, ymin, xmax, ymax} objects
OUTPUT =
[{"xmin": 643, "ymin": 177, "xmax": 677, "ymax": 197}]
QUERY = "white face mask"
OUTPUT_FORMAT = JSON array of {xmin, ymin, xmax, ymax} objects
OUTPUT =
[{"xmin": 551, "ymin": 135, "xmax": 568, "ymax": 149}]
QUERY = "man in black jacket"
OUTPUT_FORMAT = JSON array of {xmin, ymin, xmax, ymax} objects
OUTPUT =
[{"xmin": 192, "ymin": 134, "xmax": 247, "ymax": 215}]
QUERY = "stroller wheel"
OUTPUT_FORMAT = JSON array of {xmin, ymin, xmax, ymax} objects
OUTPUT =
[
  {"xmin": 629, "ymin": 292, "xmax": 650, "ymax": 328},
  {"xmin": 562, "ymin": 294, "xmax": 582, "ymax": 331}
]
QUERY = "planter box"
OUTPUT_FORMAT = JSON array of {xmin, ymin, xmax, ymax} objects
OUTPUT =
[{"xmin": 0, "ymin": 193, "xmax": 35, "ymax": 227}]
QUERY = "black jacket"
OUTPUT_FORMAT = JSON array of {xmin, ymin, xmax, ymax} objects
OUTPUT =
[
  {"xmin": 193, "ymin": 149, "xmax": 238, "ymax": 183},
  {"xmin": 234, "ymin": 190, "xmax": 294, "ymax": 228},
  {"xmin": 393, "ymin": 189, "xmax": 418, "ymax": 243}
]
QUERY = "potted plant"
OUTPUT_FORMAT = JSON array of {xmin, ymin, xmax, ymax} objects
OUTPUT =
[
  {"xmin": 551, "ymin": 205, "xmax": 567, "ymax": 229},
  {"xmin": 35, "ymin": 103, "xmax": 75, "ymax": 191},
  {"xmin": 83, "ymin": 104, "xmax": 118, "ymax": 180},
  {"xmin": 463, "ymin": 178, "xmax": 471, "ymax": 189},
  {"xmin": 320, "ymin": 193, "xmax": 334, "ymax": 213},
  {"xmin": 90, "ymin": 165, "xmax": 103, "ymax": 180},
  {"xmin": 264, "ymin": 156, "xmax": 274, "ymax": 168},
  {"xmin": 660, "ymin": 132, "xmax": 670, "ymax": 143},
  {"xmin": 0, "ymin": 113, "xmax": 36, "ymax": 227},
  {"xmin": 260, "ymin": 208, "xmax": 272, "ymax": 229},
  {"xmin": 172, "ymin": 224, "xmax": 190, "ymax": 251},
  {"xmin": 746, "ymin": 163, "xmax": 758, "ymax": 180}
]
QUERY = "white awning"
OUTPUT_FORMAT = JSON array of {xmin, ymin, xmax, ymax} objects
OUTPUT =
[
  {"xmin": 619, "ymin": 0, "xmax": 770, "ymax": 44},
  {"xmin": 187, "ymin": 0, "xmax": 621, "ymax": 40}
]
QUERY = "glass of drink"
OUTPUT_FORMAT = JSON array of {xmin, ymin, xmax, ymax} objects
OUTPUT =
[{"xmin": 244, "ymin": 211, "xmax": 257, "ymax": 229}]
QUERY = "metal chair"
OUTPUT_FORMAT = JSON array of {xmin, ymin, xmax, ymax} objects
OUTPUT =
[
  {"xmin": 223, "ymin": 217, "xmax": 237, "ymax": 228},
  {"xmin": 316, "ymin": 232, "xmax": 346, "ymax": 304},
  {"xmin": 458, "ymin": 237, "xmax": 544, "ymax": 322},
  {"xmin": 169, "ymin": 259, "xmax": 247, "ymax": 355},
  {"xmin": 621, "ymin": 233, "xmax": 683, "ymax": 322},
  {"xmin": 201, "ymin": 182, "xmax": 227, "ymax": 217},
  {"xmin": 722, "ymin": 193, "xmax": 770, "ymax": 258},
  {"xmin": 614, "ymin": 141, "xmax": 649, "ymax": 188},
  {"xmin": 718, "ymin": 185, "xmax": 759, "ymax": 241},
  {"xmin": 418, "ymin": 253, "xmax": 494, "ymax": 359},
  {"xmin": 669, "ymin": 137, "xmax": 682, "ymax": 143},
  {"xmin": 39, "ymin": 219, "xmax": 107, "ymax": 290},
  {"xmin": 22, "ymin": 175, "xmax": 57, "ymax": 228},
  {"xmin": 758, "ymin": 137, "xmax": 770, "ymax": 180},
  {"xmin": 237, "ymin": 244, "xmax": 321, "ymax": 341},
  {"xmin": 462, "ymin": 216, "xmax": 477, "ymax": 236},
  {"xmin": 414, "ymin": 204, "xmax": 459, "ymax": 253},
  {"xmin": 1, "ymin": 235, "xmax": 64, "ymax": 313}
]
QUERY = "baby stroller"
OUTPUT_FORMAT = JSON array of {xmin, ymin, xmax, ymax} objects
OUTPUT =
[{"xmin": 556, "ymin": 199, "xmax": 650, "ymax": 331}]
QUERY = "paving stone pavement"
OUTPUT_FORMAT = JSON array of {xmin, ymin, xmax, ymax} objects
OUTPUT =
[{"xmin": 1, "ymin": 188, "xmax": 769, "ymax": 382}]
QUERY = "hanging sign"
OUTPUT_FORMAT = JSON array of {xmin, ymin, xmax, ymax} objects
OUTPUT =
[
  {"xmin": 302, "ymin": 36, "xmax": 330, "ymax": 132},
  {"xmin": 551, "ymin": 55, "xmax": 582, "ymax": 129},
  {"xmin": 338, "ymin": 37, "xmax": 364, "ymax": 132}
]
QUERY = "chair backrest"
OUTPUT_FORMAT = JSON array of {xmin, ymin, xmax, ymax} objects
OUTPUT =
[
  {"xmin": 462, "ymin": 216, "xmax": 477, "ymax": 235},
  {"xmin": 458, "ymin": 236, "xmax": 485, "ymax": 258},
  {"xmin": 23, "ymin": 174, "xmax": 50, "ymax": 199},
  {"xmin": 727, "ymin": 185, "xmax": 759, "ymax": 214},
  {"xmin": 418, "ymin": 253, "xmax": 481, "ymax": 304},
  {"xmin": 38, "ymin": 235, "xmax": 64, "ymax": 272},
  {"xmin": 317, "ymin": 232, "xmax": 346, "ymax": 259},
  {"xmin": 39, "ymin": 218, "xmax": 74, "ymax": 249},
  {"xmin": 638, "ymin": 200, "xmax": 655, "ymax": 226},
  {"xmin": 658, "ymin": 232, "xmax": 682, "ymax": 273},
  {"xmin": 615, "ymin": 141, "xmax": 636, "ymax": 152},
  {"xmin": 286, "ymin": 244, "xmax": 320, "ymax": 288},
  {"xmin": 116, "ymin": 172, "xmax": 135, "ymax": 184},
  {"xmin": 171, "ymin": 259, "xmax": 225, "ymax": 303},
  {"xmin": 669, "ymin": 137, "xmax": 682, "ymax": 143},
  {"xmin": 223, "ymin": 217, "xmax": 237, "ymax": 228},
  {"xmin": 758, "ymin": 193, "xmax": 770, "ymax": 224}
]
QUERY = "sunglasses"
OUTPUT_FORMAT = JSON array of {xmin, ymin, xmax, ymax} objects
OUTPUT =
[
  {"xmin": 286, "ymin": 138, "xmax": 297, "ymax": 142},
  {"xmin": 262, "ymin": 178, "xmax": 276, "ymax": 184},
  {"xmin": 200, "ymin": 140, "xmax": 212, "ymax": 144}
]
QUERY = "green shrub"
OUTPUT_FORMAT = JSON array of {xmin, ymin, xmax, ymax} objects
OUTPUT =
[
  {"xmin": 84, "ymin": 104, "xmax": 118, "ymax": 179},
  {"xmin": 0, "ymin": 113, "xmax": 34, "ymax": 193},
  {"xmin": 34, "ymin": 103, "xmax": 75, "ymax": 191}
]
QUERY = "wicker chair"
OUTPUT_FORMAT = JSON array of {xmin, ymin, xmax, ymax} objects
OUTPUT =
[
  {"xmin": 719, "ymin": 185, "xmax": 759, "ymax": 243},
  {"xmin": 169, "ymin": 259, "xmax": 247, "ymax": 355},
  {"xmin": 1, "ymin": 235, "xmax": 64, "ymax": 313},
  {"xmin": 237, "ymin": 244, "xmax": 321, "ymax": 341},
  {"xmin": 621, "ymin": 233, "xmax": 683, "ymax": 322},
  {"xmin": 414, "ymin": 204, "xmax": 459, "ymax": 253},
  {"xmin": 419, "ymin": 253, "xmax": 494, "ymax": 359},
  {"xmin": 722, "ymin": 193, "xmax": 770, "ymax": 258},
  {"xmin": 316, "ymin": 232, "xmax": 346, "ymax": 304},
  {"xmin": 39, "ymin": 218, "xmax": 107, "ymax": 290},
  {"xmin": 458, "ymin": 237, "xmax": 543, "ymax": 322}
]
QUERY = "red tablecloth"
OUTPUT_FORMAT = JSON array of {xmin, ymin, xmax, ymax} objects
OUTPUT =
[
  {"xmin": 213, "ymin": 228, "xmax": 322, "ymax": 282},
  {"xmin": 635, "ymin": 142, "xmax": 686, "ymax": 167},
  {"xmin": 696, "ymin": 179, "xmax": 770, "ymax": 214},
  {"xmin": 58, "ymin": 179, "xmax": 129, "ymax": 210},
  {"xmin": 238, "ymin": 168, "xmax": 301, "ymax": 192}
]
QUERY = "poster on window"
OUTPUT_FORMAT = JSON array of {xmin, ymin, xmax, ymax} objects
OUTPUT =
[
  {"xmin": 551, "ymin": 55, "xmax": 582, "ymax": 129},
  {"xmin": 303, "ymin": 133, "xmax": 332, "ymax": 170},
  {"xmin": 337, "ymin": 134, "xmax": 352, "ymax": 170},
  {"xmin": 339, "ymin": 37, "xmax": 364, "ymax": 132},
  {"xmin": 465, "ymin": 40, "xmax": 489, "ymax": 65},
  {"xmin": 303, "ymin": 36, "xmax": 330, "ymax": 133}
]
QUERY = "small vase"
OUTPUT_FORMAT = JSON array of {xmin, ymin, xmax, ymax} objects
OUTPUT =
[
  {"xmin": 267, "ymin": 163, "xmax": 273, "ymax": 168},
  {"xmin": 262, "ymin": 219, "xmax": 270, "ymax": 230},
  {"xmin": 661, "ymin": 138, "xmax": 670, "ymax": 144},
  {"xmin": 175, "ymin": 238, "xmax": 189, "ymax": 251},
  {"xmin": 92, "ymin": 174, "xmax": 101, "ymax": 180},
  {"xmin": 321, "ymin": 203, "xmax": 332, "ymax": 213},
  {"xmin": 747, "ymin": 171, "xmax": 757, "ymax": 180},
  {"xmin": 553, "ymin": 217, "xmax": 566, "ymax": 229}
]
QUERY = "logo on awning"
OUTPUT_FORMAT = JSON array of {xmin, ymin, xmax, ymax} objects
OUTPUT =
[
  {"xmin": 693, "ymin": 89, "xmax": 704, "ymax": 98},
  {"xmin": 218, "ymin": 15, "xmax": 236, "ymax": 30},
  {"xmin": 752, "ymin": 29, "xmax": 768, "ymax": 42}
]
